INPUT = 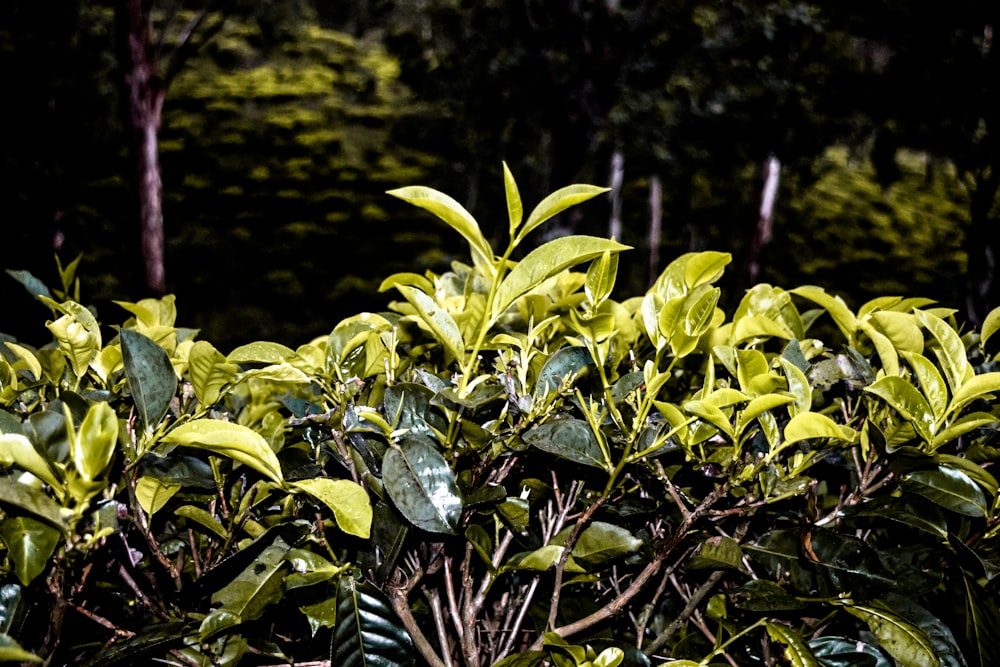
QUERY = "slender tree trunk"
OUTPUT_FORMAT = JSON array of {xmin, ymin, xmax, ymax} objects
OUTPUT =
[
  {"xmin": 118, "ymin": 0, "xmax": 167, "ymax": 296},
  {"xmin": 608, "ymin": 149, "xmax": 624, "ymax": 241},
  {"xmin": 745, "ymin": 154, "xmax": 781, "ymax": 287},
  {"xmin": 648, "ymin": 173, "xmax": 662, "ymax": 285},
  {"xmin": 965, "ymin": 168, "xmax": 1000, "ymax": 326}
]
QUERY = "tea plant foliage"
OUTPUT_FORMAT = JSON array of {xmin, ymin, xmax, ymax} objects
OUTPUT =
[{"xmin": 1, "ymin": 164, "xmax": 1000, "ymax": 666}]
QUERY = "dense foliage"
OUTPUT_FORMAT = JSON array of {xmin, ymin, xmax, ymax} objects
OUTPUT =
[{"xmin": 1, "ymin": 170, "xmax": 999, "ymax": 666}]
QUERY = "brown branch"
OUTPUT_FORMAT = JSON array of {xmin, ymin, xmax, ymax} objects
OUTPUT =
[{"xmin": 389, "ymin": 580, "xmax": 448, "ymax": 667}]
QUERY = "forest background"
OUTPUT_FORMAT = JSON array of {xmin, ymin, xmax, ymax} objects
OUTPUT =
[{"xmin": 2, "ymin": 0, "xmax": 998, "ymax": 352}]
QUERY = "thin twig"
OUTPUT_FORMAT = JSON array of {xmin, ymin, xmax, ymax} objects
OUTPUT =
[{"xmin": 423, "ymin": 587, "xmax": 453, "ymax": 667}]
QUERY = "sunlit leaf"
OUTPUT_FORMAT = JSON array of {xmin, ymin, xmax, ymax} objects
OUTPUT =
[
  {"xmin": 915, "ymin": 309, "xmax": 973, "ymax": 394},
  {"xmin": 162, "ymin": 420, "xmax": 284, "ymax": 484},
  {"xmin": 135, "ymin": 476, "xmax": 181, "ymax": 516},
  {"xmin": 782, "ymin": 411, "xmax": 855, "ymax": 446},
  {"xmin": 0, "ymin": 476, "xmax": 68, "ymax": 535},
  {"xmin": 517, "ymin": 184, "xmax": 610, "ymax": 243},
  {"xmin": 187, "ymin": 341, "xmax": 237, "ymax": 406},
  {"xmin": 121, "ymin": 328, "xmax": 177, "ymax": 431},
  {"xmin": 492, "ymin": 236, "xmax": 631, "ymax": 319},
  {"xmin": 947, "ymin": 371, "xmax": 1000, "ymax": 417},
  {"xmin": 74, "ymin": 401, "xmax": 118, "ymax": 483},
  {"xmin": 333, "ymin": 577, "xmax": 415, "ymax": 667},
  {"xmin": 900, "ymin": 351, "xmax": 948, "ymax": 422},
  {"xmin": 226, "ymin": 341, "xmax": 295, "ymax": 363},
  {"xmin": 292, "ymin": 478, "xmax": 372, "ymax": 539},
  {"xmin": 0, "ymin": 434, "xmax": 62, "ymax": 491},
  {"xmin": 790, "ymin": 286, "xmax": 857, "ymax": 343},
  {"xmin": 864, "ymin": 376, "xmax": 936, "ymax": 442},
  {"xmin": 687, "ymin": 535, "xmax": 744, "ymax": 570},
  {"xmin": 503, "ymin": 161, "xmax": 523, "ymax": 237},
  {"xmin": 387, "ymin": 185, "xmax": 494, "ymax": 273},
  {"xmin": 383, "ymin": 435, "xmax": 462, "ymax": 535},
  {"xmin": 394, "ymin": 284, "xmax": 466, "ymax": 364}
]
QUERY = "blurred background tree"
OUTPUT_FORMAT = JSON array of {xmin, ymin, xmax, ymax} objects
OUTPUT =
[{"xmin": 1, "ymin": 0, "xmax": 995, "ymax": 349}]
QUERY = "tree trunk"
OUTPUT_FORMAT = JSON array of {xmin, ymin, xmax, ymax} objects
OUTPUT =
[
  {"xmin": 648, "ymin": 173, "xmax": 662, "ymax": 285},
  {"xmin": 965, "ymin": 168, "xmax": 1000, "ymax": 326},
  {"xmin": 745, "ymin": 154, "xmax": 781, "ymax": 288},
  {"xmin": 118, "ymin": 0, "xmax": 166, "ymax": 296},
  {"xmin": 607, "ymin": 148, "xmax": 624, "ymax": 241}
]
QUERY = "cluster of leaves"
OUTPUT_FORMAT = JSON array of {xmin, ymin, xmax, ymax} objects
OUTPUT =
[{"xmin": 2, "ymin": 166, "xmax": 1000, "ymax": 666}]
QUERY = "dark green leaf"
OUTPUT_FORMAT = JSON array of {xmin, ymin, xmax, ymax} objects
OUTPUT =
[
  {"xmin": 332, "ymin": 577, "xmax": 415, "ymax": 667},
  {"xmin": 210, "ymin": 536, "xmax": 292, "ymax": 621},
  {"xmin": 883, "ymin": 593, "xmax": 968, "ymax": 667},
  {"xmin": 902, "ymin": 466, "xmax": 987, "ymax": 517},
  {"xmin": 120, "ymin": 328, "xmax": 177, "ymax": 431},
  {"xmin": 383, "ymin": 435, "xmax": 462, "ymax": 535},
  {"xmin": 686, "ymin": 535, "xmax": 744, "ymax": 570},
  {"xmin": 536, "ymin": 347, "xmax": 594, "ymax": 396},
  {"xmin": 808, "ymin": 636, "xmax": 891, "ymax": 667},
  {"xmin": 0, "ymin": 475, "xmax": 69, "ymax": 535},
  {"xmin": 955, "ymin": 569, "xmax": 1000, "ymax": 667},
  {"xmin": 5, "ymin": 269, "xmax": 53, "ymax": 303},
  {"xmin": 522, "ymin": 418, "xmax": 606, "ymax": 469},
  {"xmin": 731, "ymin": 580, "xmax": 804, "ymax": 612},
  {"xmin": 79, "ymin": 622, "xmax": 191, "ymax": 667}
]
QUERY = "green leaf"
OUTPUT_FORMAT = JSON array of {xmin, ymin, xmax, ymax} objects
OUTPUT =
[
  {"xmin": 570, "ymin": 522, "xmax": 642, "ymax": 568},
  {"xmin": 682, "ymin": 251, "xmax": 732, "ymax": 289},
  {"xmin": 387, "ymin": 185, "xmax": 494, "ymax": 272},
  {"xmin": 766, "ymin": 622, "xmax": 819, "ymax": 667},
  {"xmin": 0, "ymin": 516, "xmax": 61, "ymax": 585},
  {"xmin": 0, "ymin": 433, "xmax": 62, "ymax": 491},
  {"xmin": 79, "ymin": 622, "xmax": 191, "ymax": 667},
  {"xmin": 135, "ymin": 476, "xmax": 181, "ymax": 516},
  {"xmin": 162, "ymin": 420, "xmax": 284, "ymax": 484},
  {"xmin": 121, "ymin": 328, "xmax": 177, "ymax": 431},
  {"xmin": 957, "ymin": 570, "xmax": 1000, "ymax": 667},
  {"xmin": 900, "ymin": 351, "xmax": 948, "ymax": 422},
  {"xmin": 6, "ymin": 269, "xmax": 53, "ymax": 302},
  {"xmin": 902, "ymin": 466, "xmax": 987, "ymax": 517},
  {"xmin": 291, "ymin": 478, "xmax": 372, "ymax": 539},
  {"xmin": 517, "ymin": 184, "xmax": 610, "ymax": 244},
  {"xmin": 838, "ymin": 599, "xmax": 938, "ymax": 667},
  {"xmin": 683, "ymin": 287, "xmax": 721, "ymax": 337},
  {"xmin": 782, "ymin": 412, "xmax": 855, "ymax": 446},
  {"xmin": 0, "ymin": 475, "xmax": 68, "ymax": 535},
  {"xmin": 522, "ymin": 418, "xmax": 607, "ymax": 470},
  {"xmin": 791, "ymin": 286, "xmax": 858, "ymax": 343},
  {"xmin": 0, "ymin": 633, "xmax": 42, "ymax": 663},
  {"xmin": 981, "ymin": 305, "xmax": 1000, "ymax": 350},
  {"xmin": 210, "ymin": 537, "xmax": 291, "ymax": 621},
  {"xmin": 585, "ymin": 251, "xmax": 618, "ymax": 307},
  {"xmin": 869, "ymin": 311, "xmax": 924, "ymax": 353},
  {"xmin": 537, "ymin": 347, "xmax": 595, "ymax": 396},
  {"xmin": 46, "ymin": 304, "xmax": 101, "ymax": 380},
  {"xmin": 198, "ymin": 609, "xmax": 241, "ymax": 642},
  {"xmin": 383, "ymin": 435, "xmax": 462, "ymax": 535},
  {"xmin": 947, "ymin": 371, "xmax": 1000, "ymax": 417},
  {"xmin": 394, "ymin": 285, "xmax": 466, "ymax": 363},
  {"xmin": 492, "ymin": 236, "xmax": 631, "ymax": 319},
  {"xmin": 226, "ymin": 341, "xmax": 295, "ymax": 363},
  {"xmin": 915, "ymin": 309, "xmax": 973, "ymax": 394},
  {"xmin": 74, "ymin": 401, "xmax": 118, "ymax": 483},
  {"xmin": 503, "ymin": 161, "xmax": 523, "ymax": 237},
  {"xmin": 687, "ymin": 535, "xmax": 744, "ymax": 570},
  {"xmin": 864, "ymin": 376, "xmax": 936, "ymax": 442},
  {"xmin": 333, "ymin": 577, "xmax": 415, "ymax": 667},
  {"xmin": 175, "ymin": 505, "xmax": 227, "ymax": 539},
  {"xmin": 808, "ymin": 636, "xmax": 892, "ymax": 667},
  {"xmin": 187, "ymin": 341, "xmax": 237, "ymax": 406}
]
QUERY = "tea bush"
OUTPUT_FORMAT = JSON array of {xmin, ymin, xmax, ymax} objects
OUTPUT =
[{"xmin": 1, "ymin": 165, "xmax": 999, "ymax": 666}]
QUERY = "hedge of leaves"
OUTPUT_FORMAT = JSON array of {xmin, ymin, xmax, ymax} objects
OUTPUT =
[{"xmin": 1, "ymin": 165, "xmax": 999, "ymax": 666}]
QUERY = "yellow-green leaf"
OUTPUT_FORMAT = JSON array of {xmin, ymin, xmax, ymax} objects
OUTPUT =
[
  {"xmin": 292, "ymin": 478, "xmax": 372, "ymax": 539},
  {"xmin": 135, "ymin": 476, "xmax": 181, "ymax": 516},
  {"xmin": 782, "ymin": 412, "xmax": 855, "ymax": 446},
  {"xmin": 163, "ymin": 421, "xmax": 283, "ymax": 484}
]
